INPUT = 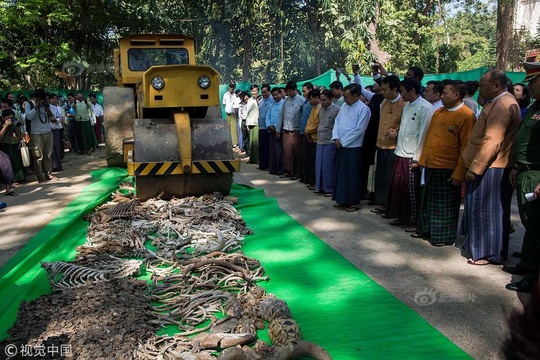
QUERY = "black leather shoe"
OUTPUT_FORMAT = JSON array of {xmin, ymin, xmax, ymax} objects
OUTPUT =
[
  {"xmin": 430, "ymin": 241, "xmax": 454, "ymax": 247},
  {"xmin": 505, "ymin": 279, "xmax": 533, "ymax": 293},
  {"xmin": 502, "ymin": 266, "xmax": 527, "ymax": 275}
]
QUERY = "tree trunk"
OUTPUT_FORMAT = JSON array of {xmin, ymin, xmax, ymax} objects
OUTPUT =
[
  {"xmin": 412, "ymin": 0, "xmax": 435, "ymax": 44},
  {"xmin": 241, "ymin": 28, "xmax": 251, "ymax": 82},
  {"xmin": 280, "ymin": 32, "xmax": 284, "ymax": 75},
  {"xmin": 306, "ymin": 1, "xmax": 321, "ymax": 76},
  {"xmin": 368, "ymin": 1, "xmax": 391, "ymax": 65},
  {"xmin": 314, "ymin": 26, "xmax": 321, "ymax": 76},
  {"xmin": 496, "ymin": 0, "xmax": 516, "ymax": 70}
]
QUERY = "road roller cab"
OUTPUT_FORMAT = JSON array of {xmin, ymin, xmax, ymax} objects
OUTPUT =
[{"xmin": 104, "ymin": 34, "xmax": 240, "ymax": 200}]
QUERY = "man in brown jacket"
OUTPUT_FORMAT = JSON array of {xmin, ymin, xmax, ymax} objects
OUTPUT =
[
  {"xmin": 370, "ymin": 75, "xmax": 406, "ymax": 213},
  {"xmin": 460, "ymin": 69, "xmax": 521, "ymax": 265}
]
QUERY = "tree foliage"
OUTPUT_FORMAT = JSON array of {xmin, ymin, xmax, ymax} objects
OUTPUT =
[{"xmin": 0, "ymin": 0, "xmax": 514, "ymax": 91}]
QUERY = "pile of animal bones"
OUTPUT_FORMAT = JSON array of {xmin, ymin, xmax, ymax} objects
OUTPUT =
[{"xmin": 1, "ymin": 184, "xmax": 332, "ymax": 360}]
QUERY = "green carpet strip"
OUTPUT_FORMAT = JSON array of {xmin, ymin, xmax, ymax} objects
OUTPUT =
[
  {"xmin": 0, "ymin": 169, "xmax": 470, "ymax": 359},
  {"xmin": 231, "ymin": 184, "xmax": 470, "ymax": 360}
]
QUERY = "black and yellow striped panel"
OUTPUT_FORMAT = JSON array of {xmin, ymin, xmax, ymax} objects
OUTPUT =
[{"xmin": 128, "ymin": 160, "xmax": 240, "ymax": 176}]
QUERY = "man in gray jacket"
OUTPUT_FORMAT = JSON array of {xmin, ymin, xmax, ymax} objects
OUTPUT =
[{"xmin": 25, "ymin": 89, "xmax": 55, "ymax": 183}]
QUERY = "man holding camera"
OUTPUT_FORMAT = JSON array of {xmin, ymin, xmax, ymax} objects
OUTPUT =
[
  {"xmin": 0, "ymin": 109, "xmax": 19, "ymax": 195},
  {"xmin": 0, "ymin": 99, "xmax": 25, "ymax": 183},
  {"xmin": 24, "ymin": 89, "xmax": 55, "ymax": 183}
]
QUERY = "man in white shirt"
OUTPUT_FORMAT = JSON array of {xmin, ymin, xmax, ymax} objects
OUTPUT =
[
  {"xmin": 48, "ymin": 94, "xmax": 64, "ymax": 172},
  {"xmin": 424, "ymin": 81, "xmax": 444, "ymax": 110},
  {"xmin": 385, "ymin": 77, "xmax": 433, "ymax": 232},
  {"xmin": 331, "ymin": 83, "xmax": 371, "ymax": 212},
  {"xmin": 222, "ymin": 82, "xmax": 239, "ymax": 149},
  {"xmin": 245, "ymin": 85, "xmax": 259, "ymax": 161},
  {"xmin": 89, "ymin": 93, "xmax": 104, "ymax": 144}
]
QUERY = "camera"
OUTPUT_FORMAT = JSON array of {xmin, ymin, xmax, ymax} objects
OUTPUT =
[
  {"xmin": 39, "ymin": 99, "xmax": 50, "ymax": 109},
  {"xmin": 0, "ymin": 118, "xmax": 19, "ymax": 134},
  {"xmin": 9, "ymin": 123, "xmax": 19, "ymax": 133}
]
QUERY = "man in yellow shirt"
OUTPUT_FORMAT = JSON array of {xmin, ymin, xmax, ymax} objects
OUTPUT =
[
  {"xmin": 415, "ymin": 80, "xmax": 475, "ymax": 246},
  {"xmin": 303, "ymin": 89, "xmax": 322, "ymax": 189}
]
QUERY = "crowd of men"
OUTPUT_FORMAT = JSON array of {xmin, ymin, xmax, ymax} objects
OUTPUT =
[
  {"xmin": 0, "ymin": 90, "xmax": 104, "ymax": 189},
  {"xmin": 224, "ymin": 61, "xmax": 540, "ymax": 294},
  {"xmin": 1, "ymin": 63, "xmax": 538, "ymax": 294}
]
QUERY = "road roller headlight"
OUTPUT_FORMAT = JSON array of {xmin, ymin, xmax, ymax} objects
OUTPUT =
[
  {"xmin": 151, "ymin": 76, "xmax": 165, "ymax": 90},
  {"xmin": 198, "ymin": 75, "xmax": 211, "ymax": 89}
]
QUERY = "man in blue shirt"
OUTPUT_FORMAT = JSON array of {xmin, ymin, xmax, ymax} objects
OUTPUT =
[
  {"xmin": 258, "ymin": 84, "xmax": 272, "ymax": 170},
  {"xmin": 276, "ymin": 81, "xmax": 304, "ymax": 180},
  {"xmin": 266, "ymin": 88, "xmax": 285, "ymax": 175}
]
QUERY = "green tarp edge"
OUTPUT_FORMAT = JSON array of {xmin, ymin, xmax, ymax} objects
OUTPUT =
[{"xmin": 0, "ymin": 169, "xmax": 470, "ymax": 359}]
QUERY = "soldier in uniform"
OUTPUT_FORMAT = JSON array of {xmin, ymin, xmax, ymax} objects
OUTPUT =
[{"xmin": 504, "ymin": 62, "xmax": 540, "ymax": 293}]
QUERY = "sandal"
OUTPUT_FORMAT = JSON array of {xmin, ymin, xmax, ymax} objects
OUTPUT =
[
  {"xmin": 333, "ymin": 203, "xmax": 346, "ymax": 208},
  {"xmin": 411, "ymin": 232, "xmax": 429, "ymax": 239},
  {"xmin": 370, "ymin": 208, "xmax": 385, "ymax": 214},
  {"xmin": 467, "ymin": 258, "xmax": 491, "ymax": 266},
  {"xmin": 324, "ymin": 193, "xmax": 333, "ymax": 197},
  {"xmin": 404, "ymin": 227, "xmax": 417, "ymax": 233},
  {"xmin": 314, "ymin": 190, "xmax": 324, "ymax": 194},
  {"xmin": 389, "ymin": 219, "xmax": 403, "ymax": 226},
  {"xmin": 346, "ymin": 206, "xmax": 361, "ymax": 212},
  {"xmin": 5, "ymin": 191, "xmax": 18, "ymax": 197}
]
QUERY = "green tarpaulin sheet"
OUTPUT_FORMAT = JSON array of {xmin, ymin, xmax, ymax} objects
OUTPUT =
[{"xmin": 0, "ymin": 169, "xmax": 470, "ymax": 359}]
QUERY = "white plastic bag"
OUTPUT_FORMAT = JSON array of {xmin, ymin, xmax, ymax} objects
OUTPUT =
[{"xmin": 20, "ymin": 140, "xmax": 30, "ymax": 167}]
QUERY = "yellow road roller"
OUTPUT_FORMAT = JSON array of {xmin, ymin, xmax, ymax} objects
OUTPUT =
[{"xmin": 104, "ymin": 34, "xmax": 240, "ymax": 200}]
